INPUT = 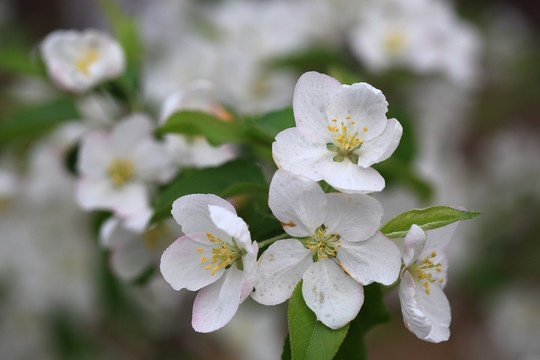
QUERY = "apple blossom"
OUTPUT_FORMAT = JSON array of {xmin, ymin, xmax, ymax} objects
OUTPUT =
[
  {"xmin": 160, "ymin": 80, "xmax": 236, "ymax": 169},
  {"xmin": 398, "ymin": 223, "xmax": 457, "ymax": 343},
  {"xmin": 272, "ymin": 71, "xmax": 402, "ymax": 194},
  {"xmin": 160, "ymin": 194, "xmax": 258, "ymax": 332},
  {"xmin": 251, "ymin": 170, "xmax": 401, "ymax": 329},
  {"xmin": 40, "ymin": 29, "xmax": 125, "ymax": 93},
  {"xmin": 76, "ymin": 114, "xmax": 175, "ymax": 229}
]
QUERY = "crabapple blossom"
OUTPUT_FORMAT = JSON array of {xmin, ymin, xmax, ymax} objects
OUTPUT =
[
  {"xmin": 272, "ymin": 71, "xmax": 402, "ymax": 194},
  {"xmin": 40, "ymin": 29, "xmax": 125, "ymax": 93},
  {"xmin": 160, "ymin": 80, "xmax": 236, "ymax": 169},
  {"xmin": 76, "ymin": 114, "xmax": 175, "ymax": 230},
  {"xmin": 251, "ymin": 170, "xmax": 401, "ymax": 329},
  {"xmin": 397, "ymin": 223, "xmax": 457, "ymax": 343},
  {"xmin": 160, "ymin": 194, "xmax": 258, "ymax": 332}
]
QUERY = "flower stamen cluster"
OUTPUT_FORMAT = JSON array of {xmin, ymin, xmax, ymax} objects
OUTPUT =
[
  {"xmin": 77, "ymin": 49, "xmax": 99, "ymax": 75},
  {"xmin": 409, "ymin": 251, "xmax": 444, "ymax": 295},
  {"xmin": 326, "ymin": 117, "xmax": 369, "ymax": 164},
  {"xmin": 197, "ymin": 233, "xmax": 247, "ymax": 275},
  {"xmin": 306, "ymin": 224, "xmax": 341, "ymax": 261},
  {"xmin": 107, "ymin": 158, "xmax": 135, "ymax": 187}
]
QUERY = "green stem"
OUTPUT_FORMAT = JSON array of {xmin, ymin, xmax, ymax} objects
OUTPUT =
[{"xmin": 257, "ymin": 233, "xmax": 290, "ymax": 248}]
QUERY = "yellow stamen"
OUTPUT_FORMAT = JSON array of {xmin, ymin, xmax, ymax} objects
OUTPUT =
[
  {"xmin": 107, "ymin": 158, "xmax": 134, "ymax": 188},
  {"xmin": 200, "ymin": 257, "xmax": 207, "ymax": 264},
  {"xmin": 196, "ymin": 248, "xmax": 204, "ymax": 253},
  {"xmin": 76, "ymin": 49, "xmax": 99, "ymax": 75}
]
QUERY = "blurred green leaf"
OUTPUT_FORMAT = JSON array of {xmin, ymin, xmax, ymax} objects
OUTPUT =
[
  {"xmin": 282, "ymin": 335, "xmax": 292, "ymax": 360},
  {"xmin": 157, "ymin": 111, "xmax": 248, "ymax": 146},
  {"xmin": 0, "ymin": 44, "xmax": 45, "ymax": 77},
  {"xmin": 100, "ymin": 0, "xmax": 143, "ymax": 66},
  {"xmin": 334, "ymin": 284, "xmax": 390, "ymax": 360},
  {"xmin": 0, "ymin": 97, "xmax": 79, "ymax": 144},
  {"xmin": 152, "ymin": 159, "xmax": 267, "ymax": 223},
  {"xmin": 381, "ymin": 206, "xmax": 480, "ymax": 238},
  {"xmin": 288, "ymin": 281, "xmax": 349, "ymax": 360},
  {"xmin": 249, "ymin": 107, "xmax": 295, "ymax": 142}
]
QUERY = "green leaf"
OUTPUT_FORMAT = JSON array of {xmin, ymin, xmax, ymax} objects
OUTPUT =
[
  {"xmin": 156, "ymin": 111, "xmax": 248, "ymax": 146},
  {"xmin": 380, "ymin": 206, "xmax": 481, "ymax": 238},
  {"xmin": 0, "ymin": 97, "xmax": 79, "ymax": 144},
  {"xmin": 288, "ymin": 281, "xmax": 349, "ymax": 360},
  {"xmin": 151, "ymin": 159, "xmax": 267, "ymax": 223},
  {"xmin": 0, "ymin": 44, "xmax": 45, "ymax": 77},
  {"xmin": 250, "ymin": 107, "xmax": 295, "ymax": 142},
  {"xmin": 100, "ymin": 0, "xmax": 143, "ymax": 65},
  {"xmin": 282, "ymin": 335, "xmax": 292, "ymax": 360},
  {"xmin": 334, "ymin": 284, "xmax": 390, "ymax": 360}
]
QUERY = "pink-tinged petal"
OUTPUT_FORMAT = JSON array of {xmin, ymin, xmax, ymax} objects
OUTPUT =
[
  {"xmin": 251, "ymin": 240, "xmax": 312, "ymax": 305},
  {"xmin": 272, "ymin": 127, "xmax": 332, "ymax": 182},
  {"xmin": 77, "ymin": 132, "xmax": 113, "ymax": 178},
  {"xmin": 302, "ymin": 259, "xmax": 364, "ymax": 329},
  {"xmin": 134, "ymin": 139, "xmax": 176, "ymax": 183},
  {"xmin": 110, "ymin": 114, "xmax": 154, "ymax": 157},
  {"xmin": 403, "ymin": 224, "xmax": 427, "ymax": 267},
  {"xmin": 240, "ymin": 242, "xmax": 259, "ymax": 302},
  {"xmin": 268, "ymin": 170, "xmax": 327, "ymax": 237},
  {"xmin": 160, "ymin": 233, "xmax": 222, "ymax": 291},
  {"xmin": 111, "ymin": 237, "xmax": 152, "ymax": 281},
  {"xmin": 192, "ymin": 267, "xmax": 246, "ymax": 333},
  {"xmin": 338, "ymin": 231, "xmax": 401, "ymax": 285},
  {"xmin": 415, "ymin": 284, "xmax": 451, "ymax": 343},
  {"xmin": 208, "ymin": 205, "xmax": 251, "ymax": 248},
  {"xmin": 293, "ymin": 71, "xmax": 342, "ymax": 134},
  {"xmin": 326, "ymin": 82, "xmax": 388, "ymax": 141},
  {"xmin": 399, "ymin": 271, "xmax": 431, "ymax": 339},
  {"xmin": 356, "ymin": 118, "xmax": 403, "ymax": 168},
  {"xmin": 171, "ymin": 194, "xmax": 236, "ymax": 236},
  {"xmin": 323, "ymin": 160, "xmax": 385, "ymax": 194},
  {"xmin": 324, "ymin": 193, "xmax": 383, "ymax": 241}
]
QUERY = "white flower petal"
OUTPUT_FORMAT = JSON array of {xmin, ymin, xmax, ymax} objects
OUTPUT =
[
  {"xmin": 415, "ymin": 281, "xmax": 451, "ymax": 343},
  {"xmin": 338, "ymin": 231, "xmax": 401, "ymax": 285},
  {"xmin": 323, "ymin": 160, "xmax": 385, "ymax": 194},
  {"xmin": 356, "ymin": 118, "xmax": 403, "ymax": 168},
  {"xmin": 239, "ymin": 241, "xmax": 259, "ymax": 302},
  {"xmin": 111, "ymin": 238, "xmax": 152, "ymax": 281},
  {"xmin": 160, "ymin": 233, "xmax": 222, "ymax": 291},
  {"xmin": 268, "ymin": 169, "xmax": 327, "ymax": 237},
  {"xmin": 192, "ymin": 267, "xmax": 246, "ymax": 333},
  {"xmin": 302, "ymin": 259, "xmax": 364, "ymax": 329},
  {"xmin": 77, "ymin": 133, "xmax": 113, "ymax": 178},
  {"xmin": 421, "ymin": 221, "xmax": 459, "ymax": 256},
  {"xmin": 293, "ymin": 71, "xmax": 342, "ymax": 135},
  {"xmin": 171, "ymin": 194, "xmax": 236, "ymax": 236},
  {"xmin": 399, "ymin": 271, "xmax": 432, "ymax": 339},
  {"xmin": 251, "ymin": 239, "xmax": 312, "ymax": 305},
  {"xmin": 324, "ymin": 193, "xmax": 383, "ymax": 241},
  {"xmin": 403, "ymin": 224, "xmax": 427, "ymax": 267},
  {"xmin": 326, "ymin": 82, "xmax": 388, "ymax": 141},
  {"xmin": 78, "ymin": 179, "xmax": 148, "ymax": 215},
  {"xmin": 272, "ymin": 127, "xmax": 332, "ymax": 182},
  {"xmin": 208, "ymin": 204, "xmax": 251, "ymax": 248},
  {"xmin": 110, "ymin": 114, "xmax": 154, "ymax": 157},
  {"xmin": 134, "ymin": 139, "xmax": 175, "ymax": 183}
]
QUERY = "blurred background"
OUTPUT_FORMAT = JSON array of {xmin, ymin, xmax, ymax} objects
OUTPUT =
[{"xmin": 0, "ymin": 0, "xmax": 539, "ymax": 359}]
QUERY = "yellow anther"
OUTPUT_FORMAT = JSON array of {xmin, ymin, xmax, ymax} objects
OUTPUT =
[
  {"xmin": 436, "ymin": 268, "xmax": 442, "ymax": 273},
  {"xmin": 76, "ymin": 49, "xmax": 99, "ymax": 75},
  {"xmin": 196, "ymin": 248, "xmax": 204, "ymax": 253},
  {"xmin": 351, "ymin": 121, "xmax": 355, "ymax": 125},
  {"xmin": 107, "ymin": 158, "xmax": 134, "ymax": 187},
  {"xmin": 346, "ymin": 116, "xmax": 351, "ymax": 119},
  {"xmin": 363, "ymin": 127, "xmax": 368, "ymax": 132},
  {"xmin": 204, "ymin": 264, "xmax": 212, "ymax": 270},
  {"xmin": 206, "ymin": 233, "xmax": 216, "ymax": 242},
  {"xmin": 211, "ymin": 259, "xmax": 217, "ymax": 264},
  {"xmin": 211, "ymin": 265, "xmax": 219, "ymax": 276},
  {"xmin": 431, "ymin": 251, "xmax": 437, "ymax": 257},
  {"xmin": 200, "ymin": 256, "xmax": 207, "ymax": 264},
  {"xmin": 332, "ymin": 119, "xmax": 337, "ymax": 122}
]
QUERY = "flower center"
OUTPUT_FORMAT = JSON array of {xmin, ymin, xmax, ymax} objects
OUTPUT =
[
  {"xmin": 306, "ymin": 224, "xmax": 341, "ymax": 262},
  {"xmin": 76, "ymin": 49, "xmax": 100, "ymax": 76},
  {"xmin": 385, "ymin": 31, "xmax": 406, "ymax": 55},
  {"xmin": 408, "ymin": 251, "xmax": 444, "ymax": 295},
  {"xmin": 327, "ymin": 117, "xmax": 368, "ymax": 164},
  {"xmin": 196, "ymin": 233, "xmax": 247, "ymax": 276},
  {"xmin": 142, "ymin": 223, "xmax": 171, "ymax": 251},
  {"xmin": 107, "ymin": 158, "xmax": 135, "ymax": 188}
]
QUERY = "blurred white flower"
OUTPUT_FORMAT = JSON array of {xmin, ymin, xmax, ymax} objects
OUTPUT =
[
  {"xmin": 40, "ymin": 29, "xmax": 125, "ymax": 93},
  {"xmin": 350, "ymin": 0, "xmax": 481, "ymax": 86},
  {"xmin": 76, "ymin": 114, "xmax": 175, "ymax": 229},
  {"xmin": 160, "ymin": 194, "xmax": 258, "ymax": 332},
  {"xmin": 99, "ymin": 217, "xmax": 180, "ymax": 282},
  {"xmin": 252, "ymin": 170, "xmax": 401, "ymax": 329},
  {"xmin": 160, "ymin": 80, "xmax": 236, "ymax": 169},
  {"xmin": 273, "ymin": 71, "xmax": 402, "ymax": 194},
  {"xmin": 397, "ymin": 223, "xmax": 457, "ymax": 343}
]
